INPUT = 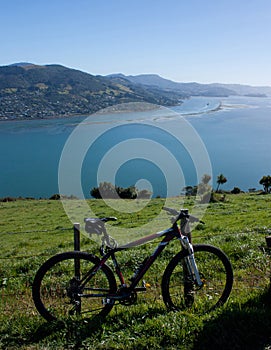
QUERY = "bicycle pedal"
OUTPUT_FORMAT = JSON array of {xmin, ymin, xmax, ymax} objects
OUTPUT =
[
  {"xmin": 102, "ymin": 297, "xmax": 114, "ymax": 305},
  {"xmin": 135, "ymin": 280, "xmax": 149, "ymax": 292},
  {"xmin": 135, "ymin": 286, "xmax": 146, "ymax": 292}
]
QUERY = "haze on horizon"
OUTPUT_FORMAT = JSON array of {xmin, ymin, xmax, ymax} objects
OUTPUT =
[{"xmin": 1, "ymin": 0, "xmax": 271, "ymax": 87}]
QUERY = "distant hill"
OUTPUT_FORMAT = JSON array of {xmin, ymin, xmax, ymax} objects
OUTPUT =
[
  {"xmin": 8, "ymin": 62, "xmax": 36, "ymax": 67},
  {"xmin": 210, "ymin": 82, "xmax": 271, "ymax": 97},
  {"xmin": 1, "ymin": 63, "xmax": 270, "ymax": 120},
  {"xmin": 109, "ymin": 73, "xmax": 237, "ymax": 96},
  {"xmin": 0, "ymin": 64, "xmax": 182, "ymax": 120},
  {"xmin": 111, "ymin": 73, "xmax": 271, "ymax": 97}
]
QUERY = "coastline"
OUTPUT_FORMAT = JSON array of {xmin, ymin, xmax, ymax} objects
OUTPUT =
[
  {"xmin": 0, "ymin": 95, "xmax": 262, "ymax": 123},
  {"xmin": 181, "ymin": 101, "xmax": 222, "ymax": 117}
]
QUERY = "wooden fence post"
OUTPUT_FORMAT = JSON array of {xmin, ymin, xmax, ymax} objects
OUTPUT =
[
  {"xmin": 266, "ymin": 236, "xmax": 271, "ymax": 302},
  {"xmin": 266, "ymin": 236, "xmax": 271, "ymax": 249},
  {"xmin": 74, "ymin": 223, "xmax": 80, "ymax": 251},
  {"xmin": 74, "ymin": 223, "xmax": 80, "ymax": 280}
]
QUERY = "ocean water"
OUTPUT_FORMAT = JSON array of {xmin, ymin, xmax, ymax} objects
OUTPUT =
[{"xmin": 0, "ymin": 96, "xmax": 270, "ymax": 198}]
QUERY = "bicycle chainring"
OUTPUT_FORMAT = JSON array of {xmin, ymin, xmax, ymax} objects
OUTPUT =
[{"xmin": 119, "ymin": 289, "xmax": 137, "ymax": 306}]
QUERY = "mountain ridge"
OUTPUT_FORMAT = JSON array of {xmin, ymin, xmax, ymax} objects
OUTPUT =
[
  {"xmin": 0, "ymin": 63, "xmax": 188, "ymax": 120},
  {"xmin": 109, "ymin": 73, "xmax": 271, "ymax": 97},
  {"xmin": 0, "ymin": 63, "xmax": 270, "ymax": 120}
]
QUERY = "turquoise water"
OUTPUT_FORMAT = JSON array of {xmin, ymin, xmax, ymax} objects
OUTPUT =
[{"xmin": 0, "ymin": 96, "xmax": 270, "ymax": 198}]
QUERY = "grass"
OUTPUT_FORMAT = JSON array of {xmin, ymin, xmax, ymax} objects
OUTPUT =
[{"xmin": 0, "ymin": 193, "xmax": 271, "ymax": 349}]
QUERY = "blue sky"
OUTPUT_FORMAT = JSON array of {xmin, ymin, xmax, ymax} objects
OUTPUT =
[{"xmin": 1, "ymin": 0, "xmax": 271, "ymax": 86}]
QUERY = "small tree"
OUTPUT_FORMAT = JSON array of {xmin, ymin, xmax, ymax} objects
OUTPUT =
[
  {"xmin": 231, "ymin": 187, "xmax": 241, "ymax": 194},
  {"xmin": 182, "ymin": 186, "xmax": 197, "ymax": 196},
  {"xmin": 117, "ymin": 185, "xmax": 137, "ymax": 199},
  {"xmin": 259, "ymin": 175, "xmax": 271, "ymax": 193},
  {"xmin": 216, "ymin": 174, "xmax": 227, "ymax": 192},
  {"xmin": 90, "ymin": 182, "xmax": 118, "ymax": 199},
  {"xmin": 198, "ymin": 174, "xmax": 212, "ymax": 203},
  {"xmin": 201, "ymin": 174, "xmax": 212, "ymax": 185},
  {"xmin": 90, "ymin": 182, "xmax": 147, "ymax": 199},
  {"xmin": 90, "ymin": 186, "xmax": 101, "ymax": 199}
]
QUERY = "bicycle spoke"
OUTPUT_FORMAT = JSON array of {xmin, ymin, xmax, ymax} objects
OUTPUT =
[
  {"xmin": 162, "ymin": 244, "xmax": 233, "ymax": 313},
  {"xmin": 32, "ymin": 252, "xmax": 117, "ymax": 321}
]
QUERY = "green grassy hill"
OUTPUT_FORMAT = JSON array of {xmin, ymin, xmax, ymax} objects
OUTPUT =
[{"xmin": 0, "ymin": 193, "xmax": 271, "ymax": 349}]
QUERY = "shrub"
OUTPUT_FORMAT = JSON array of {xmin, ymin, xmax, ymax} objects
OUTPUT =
[
  {"xmin": 49, "ymin": 194, "xmax": 61, "ymax": 200},
  {"xmin": 231, "ymin": 187, "xmax": 241, "ymax": 194}
]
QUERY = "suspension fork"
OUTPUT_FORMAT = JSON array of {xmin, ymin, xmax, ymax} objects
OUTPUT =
[{"xmin": 179, "ymin": 218, "xmax": 203, "ymax": 287}]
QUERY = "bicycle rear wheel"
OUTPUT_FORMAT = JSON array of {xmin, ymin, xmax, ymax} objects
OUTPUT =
[
  {"xmin": 32, "ymin": 251, "xmax": 117, "ymax": 322},
  {"xmin": 162, "ymin": 244, "xmax": 233, "ymax": 313}
]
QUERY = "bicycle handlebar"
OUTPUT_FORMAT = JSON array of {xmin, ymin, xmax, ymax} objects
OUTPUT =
[
  {"xmin": 84, "ymin": 208, "xmax": 204, "ymax": 250},
  {"xmin": 162, "ymin": 207, "xmax": 205, "ymax": 224},
  {"xmin": 100, "ymin": 217, "xmax": 118, "ymax": 222},
  {"xmin": 162, "ymin": 207, "xmax": 179, "ymax": 216}
]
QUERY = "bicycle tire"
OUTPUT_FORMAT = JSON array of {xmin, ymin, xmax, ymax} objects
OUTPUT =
[
  {"xmin": 162, "ymin": 244, "xmax": 233, "ymax": 313},
  {"xmin": 32, "ymin": 251, "xmax": 117, "ymax": 322}
]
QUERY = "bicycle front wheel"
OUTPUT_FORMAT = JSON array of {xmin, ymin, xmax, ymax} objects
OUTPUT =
[
  {"xmin": 162, "ymin": 244, "xmax": 233, "ymax": 313},
  {"xmin": 32, "ymin": 251, "xmax": 117, "ymax": 322}
]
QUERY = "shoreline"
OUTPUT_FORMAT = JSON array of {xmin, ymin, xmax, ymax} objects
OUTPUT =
[
  {"xmin": 0, "ymin": 95, "xmax": 262, "ymax": 123},
  {"xmin": 0, "ymin": 103, "xmax": 179, "ymax": 123},
  {"xmin": 0, "ymin": 102, "xmax": 224, "ymax": 124}
]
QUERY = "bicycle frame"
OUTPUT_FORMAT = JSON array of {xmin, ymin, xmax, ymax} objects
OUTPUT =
[
  {"xmin": 80, "ymin": 221, "xmax": 202, "ymax": 300},
  {"xmin": 33, "ymin": 208, "xmax": 233, "ymax": 322}
]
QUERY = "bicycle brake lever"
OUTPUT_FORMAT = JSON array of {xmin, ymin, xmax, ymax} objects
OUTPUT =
[
  {"xmin": 187, "ymin": 215, "xmax": 205, "ymax": 224},
  {"xmin": 163, "ymin": 207, "xmax": 179, "ymax": 215}
]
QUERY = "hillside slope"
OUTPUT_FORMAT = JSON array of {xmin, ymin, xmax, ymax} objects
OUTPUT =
[
  {"xmin": 0, "ymin": 64, "xmax": 181, "ymax": 120},
  {"xmin": 112, "ymin": 73, "xmax": 271, "ymax": 97},
  {"xmin": 1, "ymin": 63, "xmax": 270, "ymax": 120}
]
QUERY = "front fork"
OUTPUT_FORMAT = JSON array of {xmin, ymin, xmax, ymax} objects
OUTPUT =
[
  {"xmin": 179, "ymin": 220, "xmax": 203, "ymax": 288},
  {"xmin": 183, "ymin": 245, "xmax": 203, "ymax": 288}
]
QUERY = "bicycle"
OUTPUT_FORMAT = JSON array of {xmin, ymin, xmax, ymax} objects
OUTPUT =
[{"xmin": 32, "ymin": 207, "xmax": 233, "ymax": 322}]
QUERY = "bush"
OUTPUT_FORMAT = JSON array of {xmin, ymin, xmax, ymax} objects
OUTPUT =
[
  {"xmin": 231, "ymin": 187, "xmax": 241, "ymax": 194},
  {"xmin": 49, "ymin": 194, "xmax": 61, "ymax": 200},
  {"xmin": 0, "ymin": 197, "xmax": 16, "ymax": 202},
  {"xmin": 210, "ymin": 192, "xmax": 226, "ymax": 203},
  {"xmin": 90, "ymin": 182, "xmax": 151, "ymax": 199}
]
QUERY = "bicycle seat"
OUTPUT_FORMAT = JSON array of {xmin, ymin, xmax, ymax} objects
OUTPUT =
[{"xmin": 84, "ymin": 217, "xmax": 117, "ymax": 235}]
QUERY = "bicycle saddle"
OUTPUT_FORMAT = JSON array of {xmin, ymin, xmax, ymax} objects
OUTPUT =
[{"xmin": 84, "ymin": 217, "xmax": 117, "ymax": 235}]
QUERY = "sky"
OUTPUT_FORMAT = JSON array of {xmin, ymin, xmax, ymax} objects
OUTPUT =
[{"xmin": 1, "ymin": 0, "xmax": 271, "ymax": 86}]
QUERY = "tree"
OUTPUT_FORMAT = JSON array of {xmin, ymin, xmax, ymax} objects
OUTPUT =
[
  {"xmin": 259, "ymin": 175, "xmax": 271, "ymax": 193},
  {"xmin": 201, "ymin": 174, "xmax": 212, "ymax": 185},
  {"xmin": 90, "ymin": 182, "xmax": 150, "ymax": 199},
  {"xmin": 198, "ymin": 174, "xmax": 212, "ymax": 203},
  {"xmin": 182, "ymin": 185, "xmax": 197, "ymax": 196},
  {"xmin": 90, "ymin": 182, "xmax": 118, "ymax": 199},
  {"xmin": 90, "ymin": 186, "xmax": 101, "ymax": 199},
  {"xmin": 116, "ymin": 185, "xmax": 137, "ymax": 199},
  {"xmin": 216, "ymin": 174, "xmax": 227, "ymax": 192},
  {"xmin": 231, "ymin": 187, "xmax": 241, "ymax": 194}
]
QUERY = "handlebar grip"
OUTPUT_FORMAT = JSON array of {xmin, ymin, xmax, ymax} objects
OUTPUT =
[
  {"xmin": 100, "ymin": 217, "xmax": 117, "ymax": 222},
  {"xmin": 188, "ymin": 215, "xmax": 199, "ymax": 223},
  {"xmin": 163, "ymin": 207, "xmax": 179, "ymax": 215}
]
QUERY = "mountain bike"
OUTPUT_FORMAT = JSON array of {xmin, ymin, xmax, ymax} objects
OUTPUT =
[{"xmin": 32, "ymin": 207, "xmax": 233, "ymax": 322}]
